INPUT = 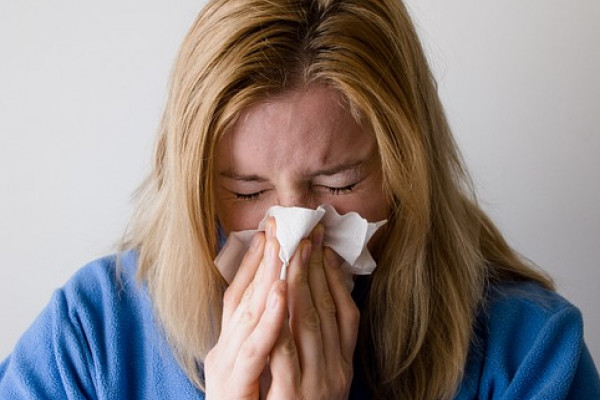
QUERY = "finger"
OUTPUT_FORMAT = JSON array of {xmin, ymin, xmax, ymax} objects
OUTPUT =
[
  {"xmin": 222, "ymin": 232, "xmax": 265, "ymax": 325},
  {"xmin": 232, "ymin": 280, "xmax": 288, "ymax": 388},
  {"xmin": 323, "ymin": 247, "xmax": 360, "ymax": 364},
  {"xmin": 224, "ymin": 236, "xmax": 280, "ymax": 348},
  {"xmin": 222, "ymin": 219, "xmax": 283, "ymax": 360},
  {"xmin": 246, "ymin": 217, "xmax": 278, "ymax": 302},
  {"xmin": 287, "ymin": 239, "xmax": 325, "ymax": 373},
  {"xmin": 223, "ymin": 217, "xmax": 277, "ymax": 324},
  {"xmin": 248, "ymin": 218, "xmax": 283, "ymax": 314},
  {"xmin": 249, "ymin": 238, "xmax": 283, "ymax": 315},
  {"xmin": 307, "ymin": 225, "xmax": 342, "ymax": 366},
  {"xmin": 268, "ymin": 315, "xmax": 301, "ymax": 396},
  {"xmin": 264, "ymin": 216, "xmax": 276, "ymax": 240}
]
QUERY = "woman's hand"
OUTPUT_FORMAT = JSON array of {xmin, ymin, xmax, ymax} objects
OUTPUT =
[
  {"xmin": 205, "ymin": 219, "xmax": 287, "ymax": 400},
  {"xmin": 205, "ymin": 221, "xmax": 360, "ymax": 400},
  {"xmin": 266, "ymin": 224, "xmax": 360, "ymax": 400}
]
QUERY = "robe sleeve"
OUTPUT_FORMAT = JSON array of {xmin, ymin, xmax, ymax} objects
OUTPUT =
[{"xmin": 0, "ymin": 288, "xmax": 97, "ymax": 399}]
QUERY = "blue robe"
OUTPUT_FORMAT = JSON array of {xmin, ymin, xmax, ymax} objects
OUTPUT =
[{"xmin": 1, "ymin": 252, "xmax": 599, "ymax": 399}]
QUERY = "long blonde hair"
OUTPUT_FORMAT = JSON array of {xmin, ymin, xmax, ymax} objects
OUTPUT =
[{"xmin": 124, "ymin": 0, "xmax": 553, "ymax": 398}]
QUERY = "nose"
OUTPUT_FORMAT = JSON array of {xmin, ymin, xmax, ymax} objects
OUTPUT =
[{"xmin": 276, "ymin": 188, "xmax": 315, "ymax": 209}]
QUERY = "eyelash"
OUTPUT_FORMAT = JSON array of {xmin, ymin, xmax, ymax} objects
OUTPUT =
[
  {"xmin": 233, "ymin": 184, "xmax": 357, "ymax": 202},
  {"xmin": 326, "ymin": 183, "xmax": 357, "ymax": 195},
  {"xmin": 234, "ymin": 191, "xmax": 265, "ymax": 201}
]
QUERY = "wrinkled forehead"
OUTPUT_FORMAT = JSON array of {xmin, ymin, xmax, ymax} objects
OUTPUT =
[
  {"xmin": 214, "ymin": 85, "xmax": 378, "ymax": 175},
  {"xmin": 217, "ymin": 84, "xmax": 370, "ymax": 146}
]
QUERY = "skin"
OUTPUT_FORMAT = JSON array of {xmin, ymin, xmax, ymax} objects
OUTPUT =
[{"xmin": 206, "ymin": 85, "xmax": 390, "ymax": 399}]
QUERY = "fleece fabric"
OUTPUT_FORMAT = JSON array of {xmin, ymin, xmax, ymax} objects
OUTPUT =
[{"xmin": 1, "ymin": 252, "xmax": 599, "ymax": 399}]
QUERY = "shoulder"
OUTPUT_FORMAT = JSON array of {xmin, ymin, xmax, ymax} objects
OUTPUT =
[
  {"xmin": 36, "ymin": 251, "xmax": 156, "ymax": 368},
  {"xmin": 0, "ymin": 251, "xmax": 204, "ymax": 399},
  {"xmin": 482, "ymin": 281, "xmax": 581, "ymax": 347},
  {"xmin": 58, "ymin": 250, "xmax": 147, "ymax": 321},
  {"xmin": 52, "ymin": 251, "xmax": 151, "ymax": 331},
  {"xmin": 64, "ymin": 250, "xmax": 140, "ymax": 297},
  {"xmin": 456, "ymin": 280, "xmax": 600, "ymax": 399},
  {"xmin": 479, "ymin": 281, "xmax": 584, "ymax": 373},
  {"xmin": 55, "ymin": 251, "xmax": 169, "ymax": 373},
  {"xmin": 486, "ymin": 280, "xmax": 575, "ymax": 315}
]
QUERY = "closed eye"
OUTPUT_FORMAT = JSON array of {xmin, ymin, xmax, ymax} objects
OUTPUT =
[
  {"xmin": 233, "ymin": 184, "xmax": 357, "ymax": 200},
  {"xmin": 326, "ymin": 183, "xmax": 357, "ymax": 195},
  {"xmin": 234, "ymin": 191, "xmax": 265, "ymax": 201}
]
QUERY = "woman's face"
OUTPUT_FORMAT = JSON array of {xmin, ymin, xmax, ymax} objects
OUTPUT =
[{"xmin": 214, "ymin": 85, "xmax": 390, "ymax": 235}]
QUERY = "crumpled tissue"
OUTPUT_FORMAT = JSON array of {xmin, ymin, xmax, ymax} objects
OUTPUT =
[{"xmin": 214, "ymin": 204, "xmax": 386, "ymax": 285}]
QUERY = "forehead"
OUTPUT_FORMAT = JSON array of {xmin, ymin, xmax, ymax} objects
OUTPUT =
[{"xmin": 216, "ymin": 86, "xmax": 376, "ymax": 173}]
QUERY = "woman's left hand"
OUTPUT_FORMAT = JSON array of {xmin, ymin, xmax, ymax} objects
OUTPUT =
[{"xmin": 264, "ymin": 224, "xmax": 360, "ymax": 399}]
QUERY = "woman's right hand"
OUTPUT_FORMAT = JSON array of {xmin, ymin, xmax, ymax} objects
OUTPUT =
[{"xmin": 204, "ymin": 219, "xmax": 287, "ymax": 400}]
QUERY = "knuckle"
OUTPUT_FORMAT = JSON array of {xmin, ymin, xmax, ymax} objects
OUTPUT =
[
  {"xmin": 239, "ymin": 308, "xmax": 257, "ymax": 326},
  {"xmin": 240, "ymin": 281, "xmax": 255, "ymax": 303},
  {"xmin": 239, "ymin": 338, "xmax": 259, "ymax": 360},
  {"xmin": 302, "ymin": 308, "xmax": 321, "ymax": 331},
  {"xmin": 289, "ymin": 268, "xmax": 308, "ymax": 286},
  {"xmin": 281, "ymin": 336, "xmax": 298, "ymax": 356},
  {"xmin": 318, "ymin": 293, "xmax": 337, "ymax": 315},
  {"xmin": 308, "ymin": 251, "xmax": 322, "ymax": 269}
]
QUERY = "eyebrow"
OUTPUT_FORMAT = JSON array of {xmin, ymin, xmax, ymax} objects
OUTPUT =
[
  {"xmin": 218, "ymin": 171, "xmax": 268, "ymax": 182},
  {"xmin": 218, "ymin": 160, "xmax": 364, "ymax": 181},
  {"xmin": 306, "ymin": 161, "xmax": 363, "ymax": 177}
]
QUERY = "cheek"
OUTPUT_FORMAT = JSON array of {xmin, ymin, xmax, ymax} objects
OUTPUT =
[
  {"xmin": 363, "ymin": 195, "xmax": 391, "ymax": 222},
  {"xmin": 327, "ymin": 192, "xmax": 390, "ymax": 223},
  {"xmin": 216, "ymin": 202, "xmax": 271, "ymax": 234},
  {"xmin": 358, "ymin": 177, "xmax": 390, "ymax": 222}
]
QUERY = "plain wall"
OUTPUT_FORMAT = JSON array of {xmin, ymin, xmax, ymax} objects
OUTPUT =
[{"xmin": 1, "ymin": 0, "xmax": 598, "ymax": 369}]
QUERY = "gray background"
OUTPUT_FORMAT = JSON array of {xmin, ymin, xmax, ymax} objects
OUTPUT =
[{"xmin": 1, "ymin": 0, "xmax": 598, "ymax": 366}]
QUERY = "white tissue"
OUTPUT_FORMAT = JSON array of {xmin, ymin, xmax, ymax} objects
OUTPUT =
[{"xmin": 214, "ymin": 204, "xmax": 386, "ymax": 284}]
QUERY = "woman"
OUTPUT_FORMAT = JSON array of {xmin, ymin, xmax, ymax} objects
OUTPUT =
[{"xmin": 1, "ymin": 0, "xmax": 598, "ymax": 398}]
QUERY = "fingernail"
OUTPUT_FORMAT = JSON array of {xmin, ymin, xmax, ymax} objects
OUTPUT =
[
  {"xmin": 266, "ymin": 219, "xmax": 276, "ymax": 239},
  {"xmin": 301, "ymin": 241, "xmax": 312, "ymax": 264}
]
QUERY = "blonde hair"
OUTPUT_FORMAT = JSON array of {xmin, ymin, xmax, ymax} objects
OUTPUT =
[{"xmin": 124, "ymin": 0, "xmax": 553, "ymax": 398}]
